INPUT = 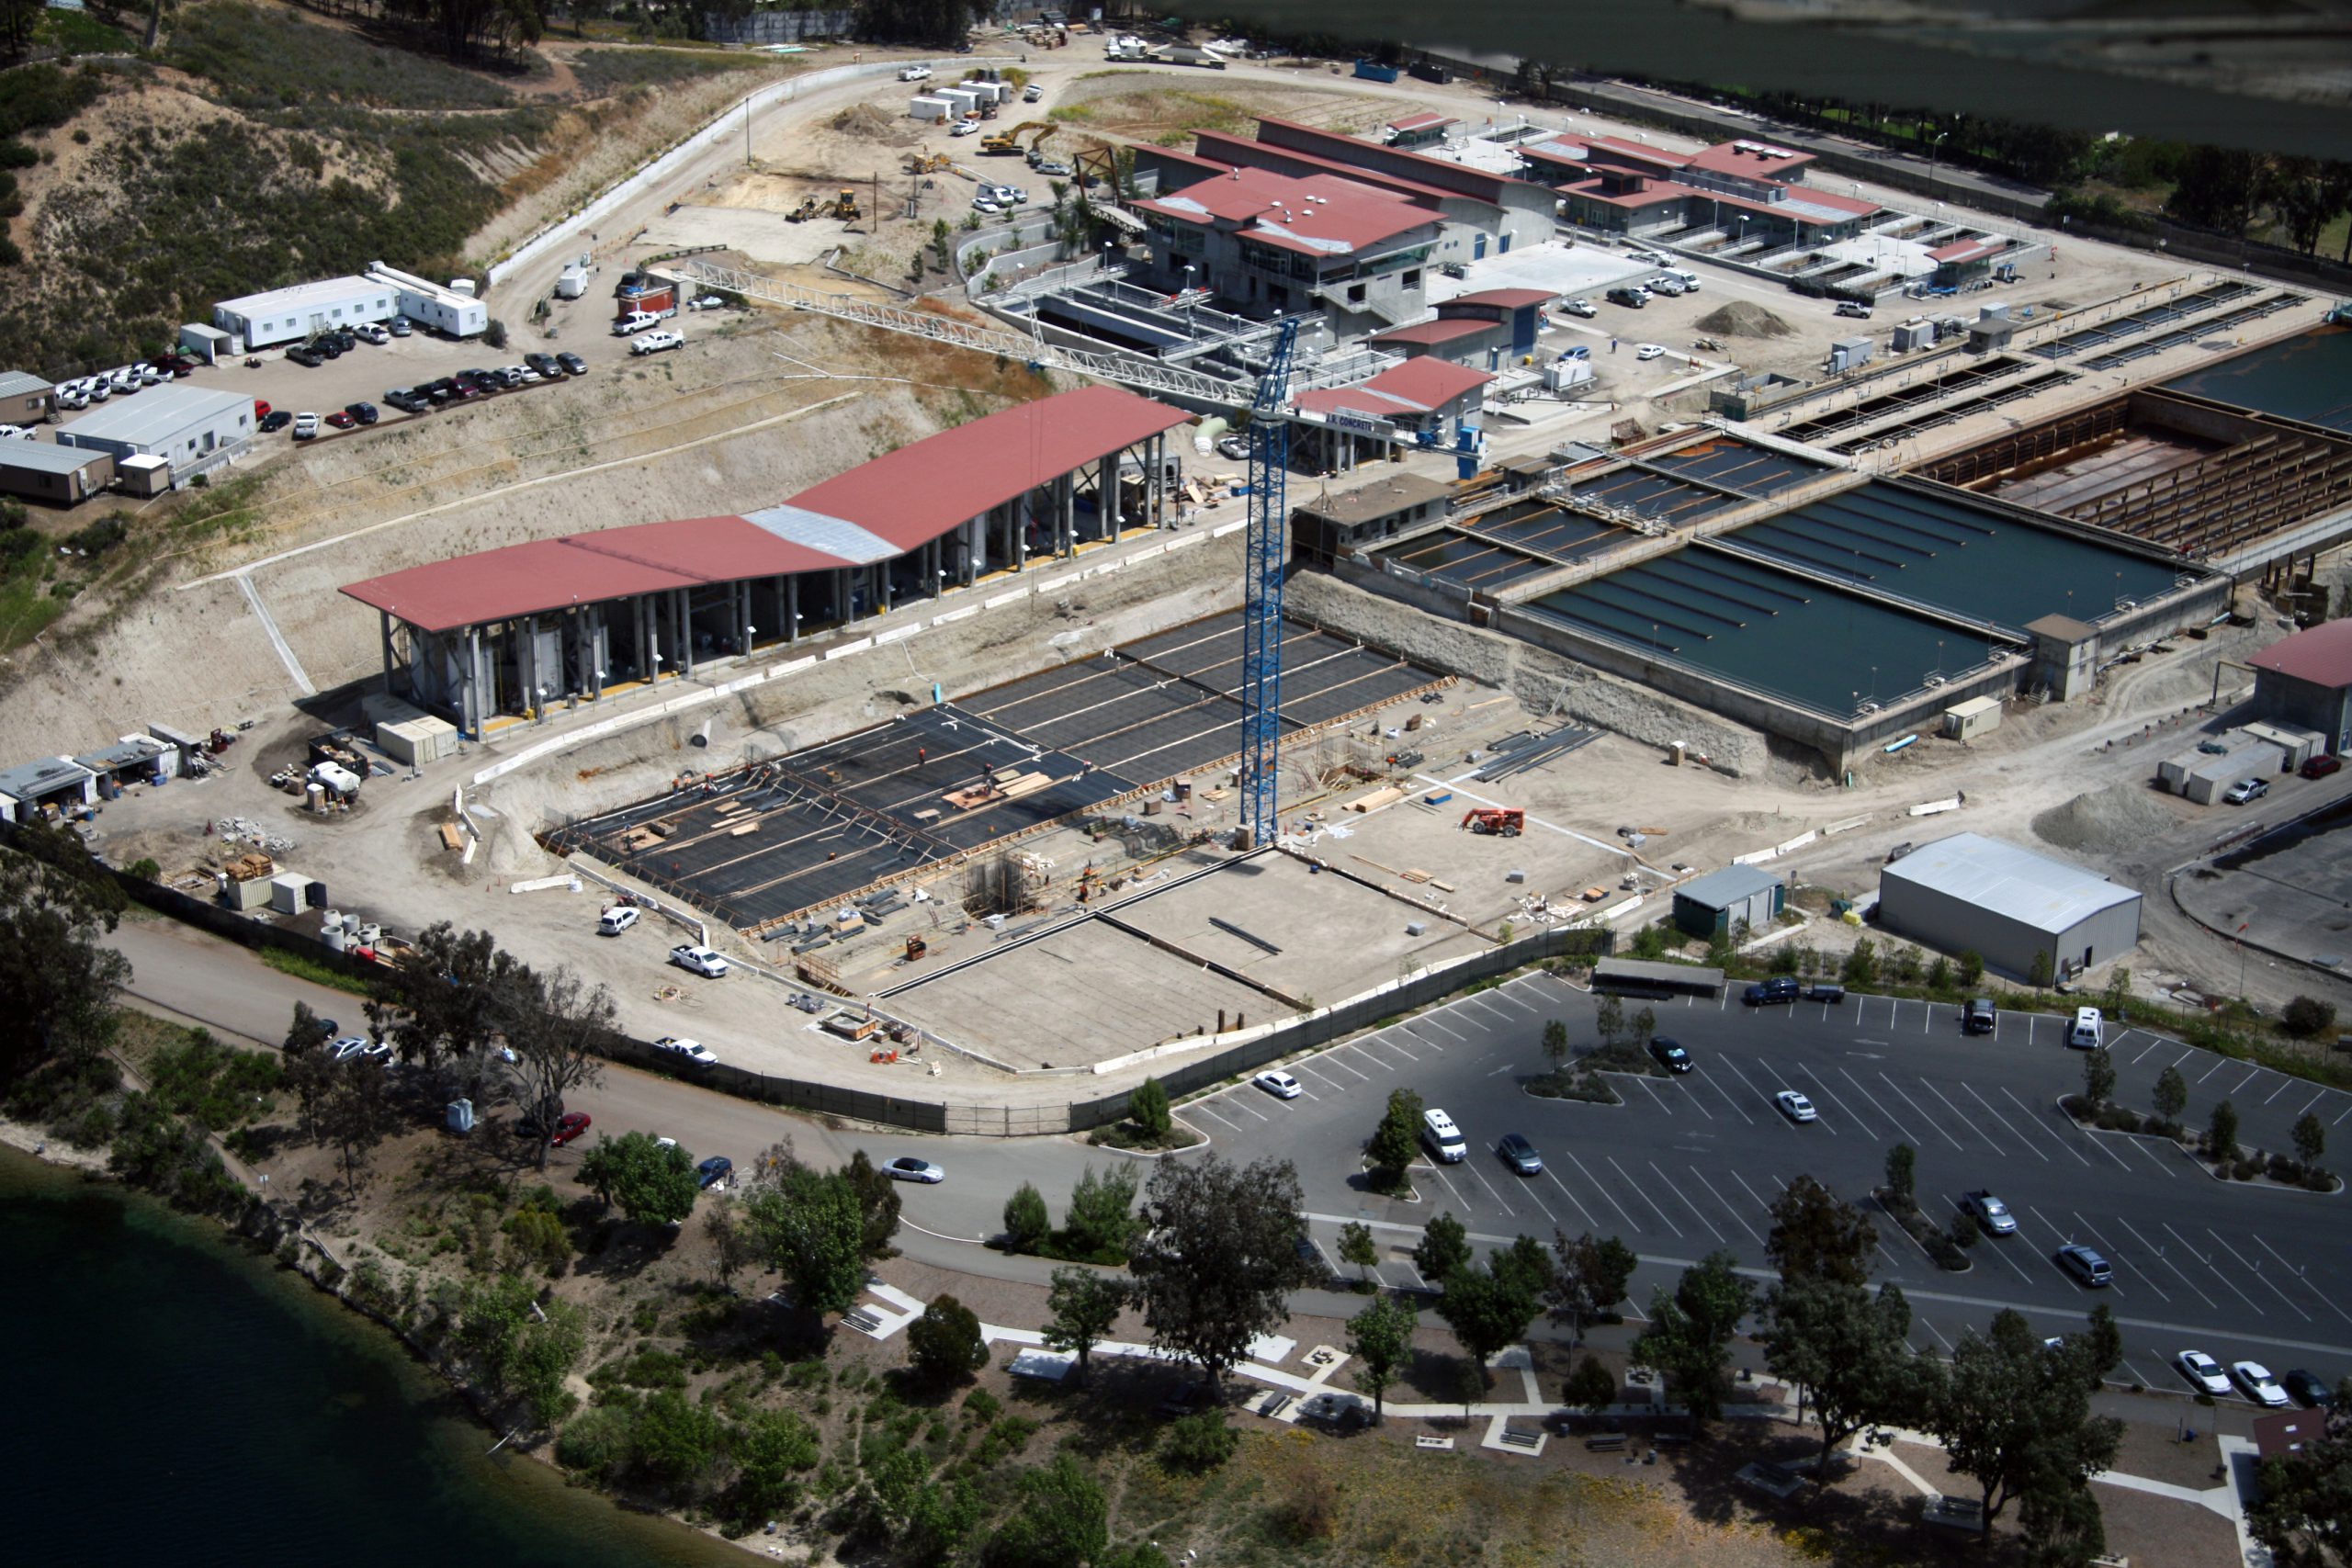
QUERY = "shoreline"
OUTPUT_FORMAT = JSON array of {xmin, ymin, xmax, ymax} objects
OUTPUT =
[{"xmin": 0, "ymin": 1121, "xmax": 781, "ymax": 1567}]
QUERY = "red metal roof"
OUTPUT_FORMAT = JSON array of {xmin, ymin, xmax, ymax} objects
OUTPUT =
[
  {"xmin": 1134, "ymin": 166, "xmax": 1438, "ymax": 258},
  {"xmin": 1929, "ymin": 237, "xmax": 2006, "ymax": 265},
  {"xmin": 1449, "ymin": 288, "xmax": 1555, "ymax": 310},
  {"xmin": 1193, "ymin": 130, "xmax": 1465, "ymax": 209},
  {"xmin": 1253, "ymin": 117, "xmax": 1517, "ymax": 202},
  {"xmin": 1295, "ymin": 358, "xmax": 1494, "ymax": 420},
  {"xmin": 1685, "ymin": 141, "xmax": 1814, "ymax": 179},
  {"xmin": 764, "ymin": 385, "xmax": 1189, "ymax": 554},
  {"xmin": 344, "ymin": 388, "xmax": 1191, "ymax": 633},
  {"xmin": 1385, "ymin": 111, "xmax": 1459, "ymax": 134},
  {"xmin": 1370, "ymin": 319, "xmax": 1493, "ymax": 346},
  {"xmin": 2252, "ymin": 618, "xmax": 2352, "ymax": 689}
]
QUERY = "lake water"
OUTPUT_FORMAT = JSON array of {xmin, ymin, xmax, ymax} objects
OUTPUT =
[{"xmin": 0, "ymin": 1148, "xmax": 743, "ymax": 1568}]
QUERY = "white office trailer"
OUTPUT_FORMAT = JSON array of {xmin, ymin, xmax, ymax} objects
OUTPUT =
[
  {"xmin": 909, "ymin": 95, "xmax": 952, "ymax": 121},
  {"xmin": 213, "ymin": 276, "xmax": 399, "ymax": 351},
  {"xmin": 57, "ymin": 385, "xmax": 254, "ymax": 480},
  {"xmin": 367, "ymin": 261, "xmax": 488, "ymax": 337}
]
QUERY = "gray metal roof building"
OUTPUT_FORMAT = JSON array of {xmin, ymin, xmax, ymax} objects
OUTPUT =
[
  {"xmin": 56, "ymin": 385, "xmax": 253, "ymax": 476},
  {"xmin": 0, "ymin": 371, "xmax": 51, "ymax": 400},
  {"xmin": 0, "ymin": 755, "xmax": 96, "ymax": 821},
  {"xmin": 1876, "ymin": 831, "xmax": 2140, "ymax": 982},
  {"xmin": 1671, "ymin": 863, "xmax": 1786, "ymax": 939}
]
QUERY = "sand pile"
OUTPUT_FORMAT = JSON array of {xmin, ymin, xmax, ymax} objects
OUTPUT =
[
  {"xmin": 1694, "ymin": 301, "xmax": 1795, "ymax": 339},
  {"xmin": 2031, "ymin": 780, "xmax": 2179, "ymax": 857},
  {"xmin": 830, "ymin": 103, "xmax": 912, "ymax": 142}
]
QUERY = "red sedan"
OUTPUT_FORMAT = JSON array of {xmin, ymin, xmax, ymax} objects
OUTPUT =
[{"xmin": 550, "ymin": 1111, "xmax": 592, "ymax": 1146}]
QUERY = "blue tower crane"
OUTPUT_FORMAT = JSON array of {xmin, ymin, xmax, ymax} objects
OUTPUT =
[{"xmin": 1239, "ymin": 319, "xmax": 1300, "ymax": 850}]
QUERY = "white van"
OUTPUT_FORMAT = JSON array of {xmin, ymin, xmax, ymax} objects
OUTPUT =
[
  {"xmin": 1665, "ymin": 268, "xmax": 1700, "ymax": 291},
  {"xmin": 1421, "ymin": 1107, "xmax": 1466, "ymax": 1163},
  {"xmin": 2069, "ymin": 1007, "xmax": 2104, "ymax": 1050}
]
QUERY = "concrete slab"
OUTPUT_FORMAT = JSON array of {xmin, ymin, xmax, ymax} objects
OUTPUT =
[{"xmin": 883, "ymin": 916, "xmax": 1273, "ymax": 1069}]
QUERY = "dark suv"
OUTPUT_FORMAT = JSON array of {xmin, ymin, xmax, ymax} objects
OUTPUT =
[
  {"xmin": 1647, "ymin": 1036, "xmax": 1692, "ymax": 1073},
  {"xmin": 1605, "ymin": 286, "xmax": 1648, "ymax": 308},
  {"xmin": 1742, "ymin": 976, "xmax": 1802, "ymax": 1007},
  {"xmin": 1963, "ymin": 998, "xmax": 1997, "ymax": 1035}
]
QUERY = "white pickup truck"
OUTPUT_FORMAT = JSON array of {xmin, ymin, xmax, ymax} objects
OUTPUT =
[{"xmin": 630, "ymin": 330, "xmax": 684, "ymax": 356}]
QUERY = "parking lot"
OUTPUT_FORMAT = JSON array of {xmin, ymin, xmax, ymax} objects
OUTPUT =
[{"xmin": 1174, "ymin": 974, "xmax": 2352, "ymax": 1402}]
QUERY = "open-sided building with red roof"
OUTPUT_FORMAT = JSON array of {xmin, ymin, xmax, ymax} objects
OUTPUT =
[{"xmin": 340, "ymin": 387, "xmax": 1191, "ymax": 736}]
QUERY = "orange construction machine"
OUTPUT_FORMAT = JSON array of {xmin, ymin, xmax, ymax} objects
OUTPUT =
[{"xmin": 1461, "ymin": 807, "xmax": 1525, "ymax": 837}]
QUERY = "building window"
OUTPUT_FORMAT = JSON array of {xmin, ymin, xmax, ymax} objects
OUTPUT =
[
  {"xmin": 1347, "ymin": 284, "xmax": 1366, "ymax": 304},
  {"xmin": 1403, "ymin": 269, "xmax": 1420, "ymax": 288}
]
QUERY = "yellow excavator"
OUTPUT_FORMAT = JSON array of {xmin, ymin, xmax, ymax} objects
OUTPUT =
[
  {"xmin": 832, "ymin": 187, "xmax": 861, "ymax": 221},
  {"xmin": 981, "ymin": 119, "xmax": 1053, "ymax": 156},
  {"xmin": 784, "ymin": 195, "xmax": 820, "ymax": 222},
  {"xmin": 904, "ymin": 151, "xmax": 951, "ymax": 175}
]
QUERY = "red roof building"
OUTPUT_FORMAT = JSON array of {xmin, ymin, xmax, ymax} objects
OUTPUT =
[
  {"xmin": 2253, "ymin": 619, "xmax": 2352, "ymax": 689},
  {"xmin": 341, "ymin": 388, "xmax": 1193, "ymax": 733},
  {"xmin": 2249, "ymin": 619, "xmax": 2352, "ymax": 751},
  {"xmin": 1295, "ymin": 357, "xmax": 1493, "ymax": 421}
]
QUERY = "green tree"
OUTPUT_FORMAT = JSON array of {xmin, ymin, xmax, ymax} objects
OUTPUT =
[
  {"xmin": 1366, "ymin": 1086, "xmax": 1422, "ymax": 1190},
  {"xmin": 1884, "ymin": 1143, "xmax": 1917, "ymax": 1211},
  {"xmin": 1540, "ymin": 1017, "xmax": 1569, "ymax": 1077},
  {"xmin": 730, "ymin": 1407, "xmax": 820, "ymax": 1521},
  {"xmin": 2153, "ymin": 1065, "xmax": 2188, "ymax": 1131},
  {"xmin": 1345, "ymin": 1293, "xmax": 1417, "ymax": 1422},
  {"xmin": 1547, "ymin": 1230, "xmax": 1638, "ymax": 1341},
  {"xmin": 1338, "ymin": 1220, "xmax": 1379, "ymax": 1284},
  {"xmin": 1842, "ymin": 938, "xmax": 1879, "ymax": 988},
  {"xmin": 1435, "ymin": 1235, "xmax": 1551, "ymax": 1386},
  {"xmin": 1767, "ymin": 1174, "xmax": 1875, "ymax": 1287},
  {"xmin": 1959, "ymin": 950, "xmax": 1985, "ymax": 988},
  {"xmin": 703, "ymin": 1196, "xmax": 754, "ymax": 1290},
  {"xmin": 1926, "ymin": 954, "xmax": 1952, "ymax": 995},
  {"xmin": 0, "ymin": 832, "xmax": 130, "ymax": 1084},
  {"xmin": 362, "ymin": 921, "xmax": 531, "ymax": 1077},
  {"xmin": 1928, "ymin": 1308, "xmax": 2122, "ymax": 1524},
  {"xmin": 1565, "ymin": 1353, "xmax": 1618, "ymax": 1415},
  {"xmin": 507, "ymin": 1296, "xmax": 587, "ymax": 1427},
  {"xmin": 1062, "ymin": 1162, "xmax": 1141, "ymax": 1260},
  {"xmin": 2081, "ymin": 1046, "xmax": 2116, "ymax": 1113},
  {"xmin": 2028, "ymin": 949, "xmax": 2055, "ymax": 994},
  {"xmin": 987, "ymin": 1453, "xmax": 1107, "ymax": 1568},
  {"xmin": 1127, "ymin": 1155, "xmax": 1319, "ymax": 1398},
  {"xmin": 577, "ymin": 1130, "xmax": 699, "ymax": 1227},
  {"xmin": 1413, "ymin": 1210, "xmax": 1472, "ymax": 1285},
  {"xmin": 1632, "ymin": 1250, "xmax": 1754, "ymax": 1421},
  {"xmin": 503, "ymin": 1205, "xmax": 571, "ymax": 1275},
  {"xmin": 282, "ymin": 1000, "xmax": 324, "ymax": 1055},
  {"xmin": 2297, "ymin": 1111, "xmax": 2328, "ymax": 1174},
  {"xmin": 2249, "ymin": 1378, "xmax": 2352, "ymax": 1566},
  {"xmin": 2284, "ymin": 996, "xmax": 2339, "ymax": 1039},
  {"xmin": 2211, "ymin": 1100, "xmax": 2242, "ymax": 1164},
  {"xmin": 2099, "ymin": 965, "xmax": 2134, "ymax": 1020},
  {"xmin": 634, "ymin": 1386, "xmax": 721, "ymax": 1492},
  {"xmin": 1002, "ymin": 1181, "xmax": 1049, "ymax": 1253},
  {"xmin": 844, "ymin": 1149, "xmax": 904, "ymax": 1260},
  {"xmin": 1043, "ymin": 1265, "xmax": 1128, "ymax": 1384},
  {"xmin": 1594, "ymin": 990, "xmax": 1625, "ymax": 1048},
  {"xmin": 1630, "ymin": 1005, "xmax": 1657, "ymax": 1057},
  {"xmin": 505, "ymin": 964, "xmax": 611, "ymax": 1174},
  {"xmin": 907, "ymin": 1293, "xmax": 989, "ymax": 1386},
  {"xmin": 1760, "ymin": 1277, "xmax": 1932, "ymax": 1482},
  {"xmin": 2019, "ymin": 1474, "xmax": 2109, "ymax": 1568},
  {"xmin": 1128, "ymin": 1076, "xmax": 1171, "ymax": 1140},
  {"xmin": 315, "ymin": 1050, "xmax": 392, "ymax": 1195},
  {"xmin": 742, "ymin": 1161, "xmax": 866, "ymax": 1321}
]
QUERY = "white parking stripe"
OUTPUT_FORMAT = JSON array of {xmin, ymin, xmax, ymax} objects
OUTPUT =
[
  {"xmin": 2250, "ymin": 1232, "xmax": 2352, "ymax": 1327},
  {"xmin": 2177, "ymin": 1223, "xmax": 2296, "ymax": 1322},
  {"xmin": 1687, "ymin": 1166, "xmax": 1764, "ymax": 1245},
  {"xmin": 2029, "ymin": 1204, "xmax": 2123, "ymax": 1298},
  {"xmin": 1609, "ymin": 1155, "xmax": 1683, "ymax": 1238},
  {"xmin": 1791, "ymin": 1065, "xmax": 1849, "ymax": 1137},
  {"xmin": 2002, "ymin": 1086, "xmax": 2093, "ymax": 1166},
  {"xmin": 2131, "ymin": 1035, "xmax": 2171, "ymax": 1065},
  {"xmin": 1883, "ymin": 1072, "xmax": 1963, "ymax": 1150},
  {"xmin": 2336, "ymin": 1100, "xmax": 2352, "ymax": 1126},
  {"xmin": 1917, "ymin": 1078, "xmax": 2005, "ymax": 1156},
  {"xmin": 2197, "ymin": 1055, "xmax": 2235, "ymax": 1085},
  {"xmin": 1979, "ymin": 1231, "xmax": 2037, "ymax": 1286},
  {"xmin": 1646, "ymin": 1161, "xmax": 1723, "ymax": 1243},
  {"xmin": 1418, "ymin": 1016, "xmax": 1469, "ymax": 1043},
  {"xmin": 1544, "ymin": 1168, "xmax": 1601, "ymax": 1232},
  {"xmin": 2068, "ymin": 1209, "xmax": 2164, "ymax": 1302},
  {"xmin": 1377, "ymin": 1033, "xmax": 1424, "ymax": 1061},
  {"xmin": 1835, "ymin": 1067, "xmax": 1917, "ymax": 1145},
  {"xmin": 1712, "ymin": 1053, "xmax": 1781, "ymax": 1122},
  {"xmin": 1322, "ymin": 1054, "xmax": 1373, "ymax": 1083},
  {"xmin": 1918, "ymin": 1316, "xmax": 1957, "ymax": 1353},
  {"xmin": 1464, "ymin": 997, "xmax": 1517, "ymax": 1026},
  {"xmin": 1343, "ymin": 1046, "xmax": 1396, "ymax": 1074},
  {"xmin": 2226, "ymin": 1067, "xmax": 2263, "ymax": 1098},
  {"xmin": 1632, "ymin": 1076, "xmax": 1674, "ymax": 1115},
  {"xmin": 1464, "ymin": 1160, "xmax": 1519, "ymax": 1219},
  {"xmin": 1698, "ymin": 1067, "xmax": 1754, "ymax": 1123},
  {"xmin": 2294, "ymin": 1089, "xmax": 2329, "ymax": 1120},
  {"xmin": 1296, "ymin": 1063, "xmax": 1351, "ymax": 1093},
  {"xmin": 2123, "ymin": 1136, "xmax": 2179, "ymax": 1179},
  {"xmin": 1675, "ymin": 1077, "xmax": 1715, "ymax": 1121},
  {"xmin": 1959, "ymin": 1084, "xmax": 2044, "ymax": 1160},
  {"xmin": 1724, "ymin": 1167, "xmax": 1780, "ymax": 1228},
  {"xmin": 1194, "ymin": 1104, "xmax": 1248, "ymax": 1133},
  {"xmin": 1562, "ymin": 1149, "xmax": 1644, "ymax": 1234},
  {"xmin": 2109, "ymin": 1215, "xmax": 2202, "ymax": 1305},
  {"xmin": 2263, "ymin": 1077, "xmax": 2301, "ymax": 1105}
]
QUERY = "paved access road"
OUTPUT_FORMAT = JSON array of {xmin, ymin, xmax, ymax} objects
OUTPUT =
[{"xmin": 1178, "ymin": 970, "xmax": 2352, "ymax": 1404}]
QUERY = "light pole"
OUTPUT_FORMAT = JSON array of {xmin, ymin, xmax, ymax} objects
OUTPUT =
[{"xmin": 1925, "ymin": 129, "xmax": 1947, "ymax": 200}]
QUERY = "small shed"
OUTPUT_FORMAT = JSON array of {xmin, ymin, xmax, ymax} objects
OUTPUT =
[
  {"xmin": 0, "ymin": 440, "xmax": 113, "ymax": 504},
  {"xmin": 376, "ymin": 715, "xmax": 459, "ymax": 767},
  {"xmin": 178, "ymin": 323, "xmax": 235, "ymax": 364},
  {"xmin": 74, "ymin": 736, "xmax": 177, "ymax": 795},
  {"xmin": 0, "ymin": 755, "xmax": 97, "ymax": 822},
  {"xmin": 116, "ymin": 454, "xmax": 172, "ymax": 497},
  {"xmin": 1828, "ymin": 335, "xmax": 1873, "ymax": 374},
  {"xmin": 2238, "ymin": 721, "xmax": 2323, "ymax": 773},
  {"xmin": 1672, "ymin": 863, "xmax": 1786, "ymax": 940},
  {"xmin": 1942, "ymin": 694, "xmax": 2002, "ymax": 740}
]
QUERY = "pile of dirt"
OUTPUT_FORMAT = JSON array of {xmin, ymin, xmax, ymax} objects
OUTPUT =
[
  {"xmin": 1693, "ymin": 301, "xmax": 1796, "ymax": 339},
  {"xmin": 2030, "ymin": 780, "xmax": 2180, "ymax": 857},
  {"xmin": 829, "ymin": 102, "xmax": 914, "ymax": 143}
]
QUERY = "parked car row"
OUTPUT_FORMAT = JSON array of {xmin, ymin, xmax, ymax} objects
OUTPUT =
[
  {"xmin": 56, "ymin": 355, "xmax": 201, "ymax": 410},
  {"xmin": 285, "ymin": 319, "xmax": 413, "ymax": 368}
]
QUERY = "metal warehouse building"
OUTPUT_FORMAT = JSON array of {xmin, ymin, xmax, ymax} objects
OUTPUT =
[
  {"xmin": 56, "ymin": 385, "xmax": 254, "ymax": 479},
  {"xmin": 343, "ymin": 386, "xmax": 1190, "ymax": 737},
  {"xmin": 1876, "ymin": 831, "xmax": 2141, "ymax": 982},
  {"xmin": 1672, "ymin": 863, "xmax": 1786, "ymax": 940}
]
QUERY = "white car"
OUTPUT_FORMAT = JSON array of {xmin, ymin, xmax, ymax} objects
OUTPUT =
[
  {"xmin": 292, "ymin": 412, "xmax": 320, "ymax": 439},
  {"xmin": 597, "ymin": 906, "xmax": 639, "ymax": 936},
  {"xmin": 1635, "ymin": 343, "xmax": 1667, "ymax": 361},
  {"xmin": 2233, "ymin": 1361, "xmax": 2290, "ymax": 1407},
  {"xmin": 630, "ymin": 330, "xmax": 684, "ymax": 356},
  {"xmin": 950, "ymin": 117, "xmax": 980, "ymax": 136},
  {"xmin": 1774, "ymin": 1089, "xmax": 1818, "ymax": 1123},
  {"xmin": 2177, "ymin": 1350, "xmax": 2233, "ymax": 1396},
  {"xmin": 1023, "ymin": 83, "xmax": 1043, "ymax": 102},
  {"xmin": 1965, "ymin": 1190, "xmax": 2017, "ymax": 1235},
  {"xmin": 670, "ymin": 944, "xmax": 729, "ymax": 978},
  {"xmin": 899, "ymin": 64, "xmax": 932, "ymax": 82},
  {"xmin": 972, "ymin": 197, "xmax": 1007, "ymax": 215},
  {"xmin": 1561, "ymin": 297, "xmax": 1598, "ymax": 318},
  {"xmin": 354, "ymin": 322, "xmax": 389, "ymax": 344},
  {"xmin": 328, "ymin": 1035, "xmax": 372, "ymax": 1061},
  {"xmin": 883, "ymin": 1156, "xmax": 945, "ymax": 1184},
  {"xmin": 1253, "ymin": 1069, "xmax": 1302, "ymax": 1100},
  {"xmin": 653, "ymin": 1036, "xmax": 719, "ymax": 1068}
]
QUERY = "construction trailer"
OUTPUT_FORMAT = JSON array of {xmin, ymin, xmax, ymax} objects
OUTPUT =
[
  {"xmin": 0, "ymin": 370, "xmax": 53, "ymax": 423},
  {"xmin": 56, "ymin": 385, "xmax": 254, "ymax": 480},
  {"xmin": 213, "ymin": 275, "xmax": 400, "ymax": 350},
  {"xmin": 0, "ymin": 439, "xmax": 113, "ymax": 503},
  {"xmin": 367, "ymin": 261, "xmax": 488, "ymax": 338}
]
